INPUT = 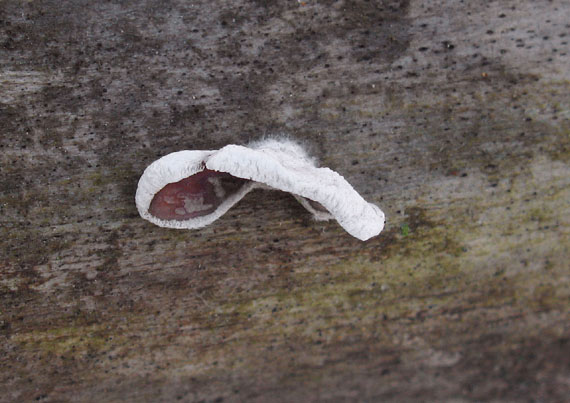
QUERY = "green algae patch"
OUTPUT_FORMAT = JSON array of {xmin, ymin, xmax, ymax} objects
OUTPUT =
[
  {"xmin": 13, "ymin": 322, "xmax": 119, "ymax": 356},
  {"xmin": 87, "ymin": 164, "xmax": 136, "ymax": 188},
  {"xmin": 400, "ymin": 223, "xmax": 410, "ymax": 237},
  {"xmin": 209, "ymin": 214, "xmax": 471, "ymax": 346},
  {"xmin": 171, "ymin": 229, "xmax": 473, "ymax": 374}
]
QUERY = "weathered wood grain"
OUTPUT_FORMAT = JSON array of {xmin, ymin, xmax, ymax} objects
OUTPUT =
[{"xmin": 1, "ymin": 0, "xmax": 568, "ymax": 401}]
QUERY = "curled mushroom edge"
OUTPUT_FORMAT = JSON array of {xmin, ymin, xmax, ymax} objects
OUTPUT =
[{"xmin": 135, "ymin": 138, "xmax": 385, "ymax": 241}]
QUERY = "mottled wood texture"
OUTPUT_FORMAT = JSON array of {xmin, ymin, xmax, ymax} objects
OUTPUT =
[{"xmin": 1, "ymin": 0, "xmax": 569, "ymax": 401}]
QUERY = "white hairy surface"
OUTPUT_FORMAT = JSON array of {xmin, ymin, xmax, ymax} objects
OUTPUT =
[
  {"xmin": 207, "ymin": 140, "xmax": 385, "ymax": 240},
  {"xmin": 135, "ymin": 139, "xmax": 385, "ymax": 240}
]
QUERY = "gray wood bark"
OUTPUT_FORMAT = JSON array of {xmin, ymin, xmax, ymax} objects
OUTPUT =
[{"xmin": 1, "ymin": 0, "xmax": 568, "ymax": 401}]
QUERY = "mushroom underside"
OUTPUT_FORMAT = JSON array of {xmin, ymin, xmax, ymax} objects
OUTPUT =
[{"xmin": 149, "ymin": 169, "xmax": 250, "ymax": 220}]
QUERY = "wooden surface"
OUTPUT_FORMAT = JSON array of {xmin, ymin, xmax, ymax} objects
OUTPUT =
[{"xmin": 1, "ymin": 0, "xmax": 569, "ymax": 401}]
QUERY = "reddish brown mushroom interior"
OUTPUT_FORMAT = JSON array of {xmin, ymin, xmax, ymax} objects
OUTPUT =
[{"xmin": 149, "ymin": 169, "xmax": 249, "ymax": 220}]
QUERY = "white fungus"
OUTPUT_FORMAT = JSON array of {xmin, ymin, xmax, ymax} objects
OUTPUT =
[{"xmin": 135, "ymin": 139, "xmax": 385, "ymax": 241}]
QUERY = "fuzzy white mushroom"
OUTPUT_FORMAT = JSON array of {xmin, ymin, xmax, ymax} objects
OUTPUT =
[{"xmin": 135, "ymin": 139, "xmax": 385, "ymax": 240}]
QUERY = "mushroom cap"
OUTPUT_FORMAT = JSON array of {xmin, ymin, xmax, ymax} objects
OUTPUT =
[{"xmin": 207, "ymin": 141, "xmax": 385, "ymax": 240}]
